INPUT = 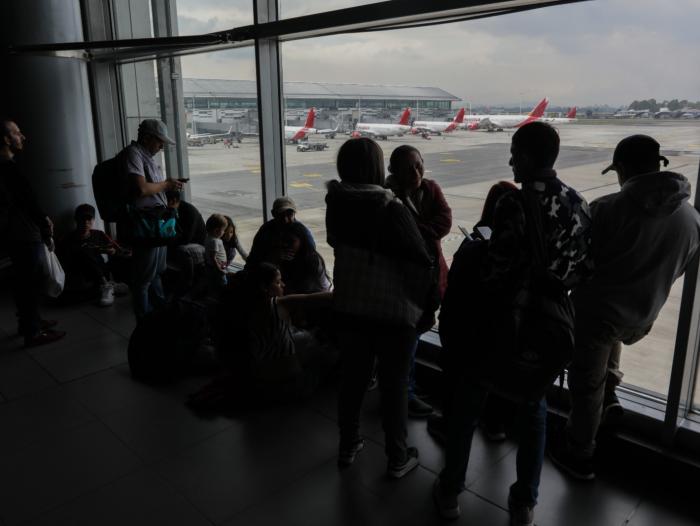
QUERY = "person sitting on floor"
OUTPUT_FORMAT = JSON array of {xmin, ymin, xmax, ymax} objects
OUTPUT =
[
  {"xmin": 166, "ymin": 191, "xmax": 206, "ymax": 295},
  {"xmin": 57, "ymin": 203, "xmax": 129, "ymax": 306},
  {"xmin": 276, "ymin": 221, "xmax": 331, "ymax": 295},
  {"xmin": 222, "ymin": 215, "xmax": 248, "ymax": 270}
]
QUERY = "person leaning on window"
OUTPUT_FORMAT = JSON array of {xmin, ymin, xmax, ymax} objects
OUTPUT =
[{"xmin": 326, "ymin": 137, "xmax": 433, "ymax": 479}]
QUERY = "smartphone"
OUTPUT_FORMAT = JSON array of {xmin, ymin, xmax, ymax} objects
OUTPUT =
[
  {"xmin": 177, "ymin": 178, "xmax": 190, "ymax": 183},
  {"xmin": 475, "ymin": 225, "xmax": 492, "ymax": 240}
]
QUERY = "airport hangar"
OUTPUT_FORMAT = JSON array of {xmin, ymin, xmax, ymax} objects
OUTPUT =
[{"xmin": 183, "ymin": 78, "xmax": 461, "ymax": 127}]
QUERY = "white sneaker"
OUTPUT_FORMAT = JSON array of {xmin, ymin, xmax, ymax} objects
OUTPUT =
[
  {"xmin": 99, "ymin": 283, "xmax": 115, "ymax": 307},
  {"xmin": 111, "ymin": 281, "xmax": 129, "ymax": 297}
]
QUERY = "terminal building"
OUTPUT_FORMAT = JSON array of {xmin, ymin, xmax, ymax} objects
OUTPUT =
[{"xmin": 0, "ymin": 1, "xmax": 699, "ymax": 526}]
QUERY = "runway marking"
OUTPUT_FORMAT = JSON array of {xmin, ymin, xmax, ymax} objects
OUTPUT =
[
  {"xmin": 302, "ymin": 173, "xmax": 323, "ymax": 178},
  {"xmin": 290, "ymin": 182, "xmax": 314, "ymax": 189},
  {"xmin": 440, "ymin": 158, "xmax": 462, "ymax": 163}
]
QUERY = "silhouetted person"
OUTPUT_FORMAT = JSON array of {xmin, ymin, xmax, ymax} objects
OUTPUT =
[
  {"xmin": 0, "ymin": 118, "xmax": 66, "ymax": 347},
  {"xmin": 434, "ymin": 122, "xmax": 592, "ymax": 524},
  {"xmin": 549, "ymin": 135, "xmax": 700, "ymax": 481}
]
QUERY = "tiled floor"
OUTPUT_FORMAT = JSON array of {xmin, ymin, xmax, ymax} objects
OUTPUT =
[{"xmin": 0, "ymin": 293, "xmax": 698, "ymax": 525}]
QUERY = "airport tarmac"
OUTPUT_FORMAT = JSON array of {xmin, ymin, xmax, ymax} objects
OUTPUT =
[{"xmin": 185, "ymin": 120, "xmax": 700, "ymax": 400}]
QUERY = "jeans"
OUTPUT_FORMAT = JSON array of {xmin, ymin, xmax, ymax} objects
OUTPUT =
[
  {"xmin": 130, "ymin": 245, "xmax": 167, "ymax": 319},
  {"xmin": 407, "ymin": 338, "xmax": 419, "ymax": 400},
  {"xmin": 337, "ymin": 315, "xmax": 416, "ymax": 463},
  {"xmin": 566, "ymin": 316, "xmax": 650, "ymax": 457},
  {"xmin": 9, "ymin": 242, "xmax": 44, "ymax": 340},
  {"xmin": 439, "ymin": 373, "xmax": 547, "ymax": 506}
]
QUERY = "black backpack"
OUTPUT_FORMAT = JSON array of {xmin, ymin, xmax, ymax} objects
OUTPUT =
[{"xmin": 92, "ymin": 151, "xmax": 128, "ymax": 223}]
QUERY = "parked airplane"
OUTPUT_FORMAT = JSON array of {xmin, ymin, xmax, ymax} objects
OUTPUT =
[
  {"xmin": 352, "ymin": 108, "xmax": 412, "ymax": 140},
  {"xmin": 412, "ymin": 108, "xmax": 465, "ymax": 135},
  {"xmin": 466, "ymin": 98, "xmax": 549, "ymax": 131},
  {"xmin": 285, "ymin": 108, "xmax": 316, "ymax": 143},
  {"xmin": 186, "ymin": 126, "xmax": 234, "ymax": 146},
  {"xmin": 543, "ymin": 107, "xmax": 577, "ymax": 124}
]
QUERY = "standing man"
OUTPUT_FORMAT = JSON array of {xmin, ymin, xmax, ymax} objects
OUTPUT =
[
  {"xmin": 123, "ymin": 119, "xmax": 183, "ymax": 319},
  {"xmin": 549, "ymin": 135, "xmax": 700, "ymax": 481},
  {"xmin": 0, "ymin": 118, "xmax": 66, "ymax": 347}
]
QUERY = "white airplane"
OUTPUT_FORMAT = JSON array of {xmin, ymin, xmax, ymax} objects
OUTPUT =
[
  {"xmin": 544, "ymin": 107, "xmax": 577, "ymax": 124},
  {"xmin": 186, "ymin": 126, "xmax": 234, "ymax": 146},
  {"xmin": 285, "ymin": 108, "xmax": 317, "ymax": 143},
  {"xmin": 352, "ymin": 108, "xmax": 412, "ymax": 140},
  {"xmin": 412, "ymin": 108, "xmax": 465, "ymax": 135},
  {"xmin": 465, "ymin": 98, "xmax": 549, "ymax": 131}
]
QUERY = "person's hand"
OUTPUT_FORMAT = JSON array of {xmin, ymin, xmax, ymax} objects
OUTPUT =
[
  {"xmin": 45, "ymin": 237, "xmax": 55, "ymax": 253},
  {"xmin": 165, "ymin": 179, "xmax": 184, "ymax": 192},
  {"xmin": 45, "ymin": 216, "xmax": 54, "ymax": 236},
  {"xmin": 103, "ymin": 247, "xmax": 117, "ymax": 256}
]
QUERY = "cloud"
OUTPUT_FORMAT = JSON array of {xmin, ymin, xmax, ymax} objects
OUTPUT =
[{"xmin": 175, "ymin": 0, "xmax": 700, "ymax": 106}]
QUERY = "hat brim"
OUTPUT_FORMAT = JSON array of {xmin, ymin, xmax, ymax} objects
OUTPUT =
[
  {"xmin": 601, "ymin": 163, "xmax": 616, "ymax": 175},
  {"xmin": 156, "ymin": 134, "xmax": 176, "ymax": 145}
]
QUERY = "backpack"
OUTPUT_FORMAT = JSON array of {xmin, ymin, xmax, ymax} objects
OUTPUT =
[{"xmin": 92, "ymin": 151, "xmax": 128, "ymax": 223}]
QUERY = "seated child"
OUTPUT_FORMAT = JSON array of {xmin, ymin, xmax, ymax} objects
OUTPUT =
[
  {"xmin": 204, "ymin": 213, "xmax": 229, "ymax": 291},
  {"xmin": 222, "ymin": 215, "xmax": 248, "ymax": 271},
  {"xmin": 57, "ymin": 203, "xmax": 129, "ymax": 306}
]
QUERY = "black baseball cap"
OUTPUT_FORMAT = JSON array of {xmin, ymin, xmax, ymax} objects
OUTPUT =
[
  {"xmin": 602, "ymin": 134, "xmax": 669, "ymax": 175},
  {"xmin": 74, "ymin": 203, "xmax": 95, "ymax": 220}
]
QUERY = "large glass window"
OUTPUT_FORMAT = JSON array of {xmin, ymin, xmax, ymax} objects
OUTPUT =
[
  {"xmin": 280, "ymin": 0, "xmax": 379, "ymax": 19},
  {"xmin": 278, "ymin": 0, "xmax": 700, "ymax": 404},
  {"xmin": 175, "ymin": 0, "xmax": 253, "ymax": 35}
]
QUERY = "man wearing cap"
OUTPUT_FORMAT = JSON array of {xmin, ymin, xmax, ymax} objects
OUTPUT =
[
  {"xmin": 123, "ymin": 119, "xmax": 184, "ymax": 318},
  {"xmin": 245, "ymin": 195, "xmax": 316, "ymax": 269},
  {"xmin": 549, "ymin": 135, "xmax": 700, "ymax": 481}
]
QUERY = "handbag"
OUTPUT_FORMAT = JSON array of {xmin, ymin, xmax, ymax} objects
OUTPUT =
[
  {"xmin": 478, "ymin": 188, "xmax": 575, "ymax": 402},
  {"xmin": 39, "ymin": 243, "xmax": 65, "ymax": 298},
  {"xmin": 126, "ymin": 205, "xmax": 178, "ymax": 247}
]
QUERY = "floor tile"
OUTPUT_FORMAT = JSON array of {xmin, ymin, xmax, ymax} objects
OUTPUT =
[
  {"xmin": 154, "ymin": 406, "xmax": 338, "ymax": 524},
  {"xmin": 0, "ymin": 386, "xmax": 94, "ymax": 451},
  {"xmin": 0, "ymin": 350, "xmax": 57, "ymax": 399},
  {"xmin": 23, "ymin": 469, "xmax": 212, "ymax": 526},
  {"xmin": 28, "ymin": 331, "xmax": 128, "ymax": 382},
  {"xmin": 307, "ymin": 383, "xmax": 388, "ymax": 437},
  {"xmin": 628, "ymin": 500, "xmax": 700, "ymax": 526},
  {"xmin": 467, "ymin": 448, "xmax": 641, "ymax": 526},
  {"xmin": 98, "ymin": 390, "xmax": 234, "ymax": 463},
  {"xmin": 81, "ymin": 298, "xmax": 137, "ymax": 338},
  {"xmin": 0, "ymin": 422, "xmax": 142, "ymax": 526}
]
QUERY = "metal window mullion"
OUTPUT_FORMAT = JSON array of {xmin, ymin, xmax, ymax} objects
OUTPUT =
[
  {"xmin": 255, "ymin": 0, "xmax": 286, "ymax": 222},
  {"xmin": 663, "ymin": 160, "xmax": 700, "ymax": 444},
  {"xmin": 151, "ymin": 0, "xmax": 190, "ymax": 193}
]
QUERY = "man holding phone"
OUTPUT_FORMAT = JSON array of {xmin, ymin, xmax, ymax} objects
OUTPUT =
[{"xmin": 123, "ymin": 119, "xmax": 185, "ymax": 318}]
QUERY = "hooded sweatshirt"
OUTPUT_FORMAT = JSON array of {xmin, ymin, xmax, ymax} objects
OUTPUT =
[{"xmin": 573, "ymin": 171, "xmax": 700, "ymax": 328}]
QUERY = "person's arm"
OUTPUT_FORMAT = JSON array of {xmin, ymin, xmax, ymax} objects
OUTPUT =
[
  {"xmin": 277, "ymin": 291, "xmax": 333, "ymax": 320},
  {"xmin": 235, "ymin": 238, "xmax": 249, "ymax": 261},
  {"xmin": 124, "ymin": 150, "xmax": 181, "ymax": 198},
  {"xmin": 418, "ymin": 181, "xmax": 452, "ymax": 241}
]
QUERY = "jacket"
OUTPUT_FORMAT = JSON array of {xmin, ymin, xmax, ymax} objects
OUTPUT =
[
  {"xmin": 385, "ymin": 176, "xmax": 452, "ymax": 298},
  {"xmin": 0, "ymin": 158, "xmax": 48, "ymax": 245},
  {"xmin": 573, "ymin": 171, "xmax": 700, "ymax": 328},
  {"xmin": 325, "ymin": 180, "xmax": 433, "ymax": 327}
]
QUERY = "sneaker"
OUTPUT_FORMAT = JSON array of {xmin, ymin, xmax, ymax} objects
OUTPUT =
[
  {"xmin": 24, "ymin": 329, "xmax": 67, "ymax": 348},
  {"xmin": 408, "ymin": 396, "xmax": 434, "ymax": 418},
  {"xmin": 111, "ymin": 281, "xmax": 129, "ymax": 297},
  {"xmin": 427, "ymin": 414, "xmax": 447, "ymax": 445},
  {"xmin": 602, "ymin": 395, "xmax": 624, "ymax": 425},
  {"xmin": 338, "ymin": 438, "xmax": 365, "ymax": 467},
  {"xmin": 387, "ymin": 447, "xmax": 419, "ymax": 478},
  {"xmin": 433, "ymin": 478, "xmax": 460, "ymax": 520},
  {"xmin": 508, "ymin": 494, "xmax": 534, "ymax": 526},
  {"xmin": 547, "ymin": 435, "xmax": 595, "ymax": 481},
  {"xmin": 99, "ymin": 282, "xmax": 115, "ymax": 307}
]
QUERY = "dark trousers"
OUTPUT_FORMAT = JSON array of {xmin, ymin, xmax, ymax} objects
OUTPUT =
[
  {"xmin": 68, "ymin": 249, "xmax": 110, "ymax": 286},
  {"xmin": 439, "ymin": 370, "xmax": 547, "ymax": 506},
  {"xmin": 337, "ymin": 316, "xmax": 416, "ymax": 463},
  {"xmin": 10, "ymin": 242, "xmax": 44, "ymax": 340}
]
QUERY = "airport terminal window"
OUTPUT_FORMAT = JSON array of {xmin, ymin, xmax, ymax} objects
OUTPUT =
[
  {"xmin": 178, "ymin": 47, "xmax": 264, "ymax": 253},
  {"xmin": 280, "ymin": 0, "xmax": 379, "ymax": 19},
  {"xmin": 277, "ymin": 0, "xmax": 700, "ymax": 409},
  {"xmin": 175, "ymin": 0, "xmax": 253, "ymax": 36}
]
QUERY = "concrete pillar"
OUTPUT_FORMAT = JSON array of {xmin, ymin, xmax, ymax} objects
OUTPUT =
[{"xmin": 0, "ymin": 0, "xmax": 98, "ymax": 235}]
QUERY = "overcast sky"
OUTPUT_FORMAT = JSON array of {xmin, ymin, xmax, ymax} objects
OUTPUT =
[{"xmin": 175, "ymin": 0, "xmax": 700, "ymax": 107}]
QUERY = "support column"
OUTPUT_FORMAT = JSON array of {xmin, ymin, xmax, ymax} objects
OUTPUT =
[{"xmin": 0, "ymin": 0, "xmax": 98, "ymax": 235}]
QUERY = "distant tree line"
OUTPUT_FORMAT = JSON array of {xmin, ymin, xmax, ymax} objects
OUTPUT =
[{"xmin": 628, "ymin": 99, "xmax": 700, "ymax": 112}]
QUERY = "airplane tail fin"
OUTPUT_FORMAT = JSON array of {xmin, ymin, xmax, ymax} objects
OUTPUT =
[
  {"xmin": 398, "ymin": 108, "xmax": 411, "ymax": 125},
  {"xmin": 529, "ymin": 98, "xmax": 548, "ymax": 118},
  {"xmin": 304, "ymin": 107, "xmax": 316, "ymax": 128},
  {"xmin": 567, "ymin": 107, "xmax": 577, "ymax": 119},
  {"xmin": 453, "ymin": 108, "xmax": 465, "ymax": 124}
]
